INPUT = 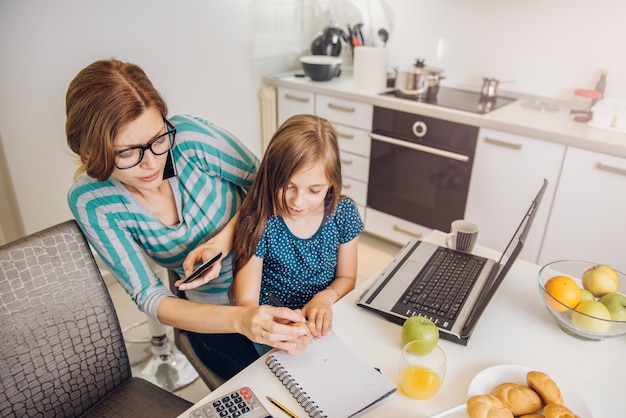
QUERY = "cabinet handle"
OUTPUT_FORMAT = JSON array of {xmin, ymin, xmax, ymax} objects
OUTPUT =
[
  {"xmin": 337, "ymin": 132, "xmax": 355, "ymax": 139},
  {"xmin": 596, "ymin": 161, "xmax": 626, "ymax": 177},
  {"xmin": 370, "ymin": 133, "xmax": 469, "ymax": 163},
  {"xmin": 342, "ymin": 182, "xmax": 352, "ymax": 189},
  {"xmin": 393, "ymin": 225, "xmax": 423, "ymax": 238},
  {"xmin": 328, "ymin": 102, "xmax": 355, "ymax": 113},
  {"xmin": 484, "ymin": 136, "xmax": 523, "ymax": 150},
  {"xmin": 284, "ymin": 93, "xmax": 310, "ymax": 103},
  {"xmin": 340, "ymin": 158, "xmax": 353, "ymax": 165}
]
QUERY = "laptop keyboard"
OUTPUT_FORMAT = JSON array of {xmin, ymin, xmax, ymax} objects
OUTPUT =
[{"xmin": 393, "ymin": 249, "xmax": 485, "ymax": 330}]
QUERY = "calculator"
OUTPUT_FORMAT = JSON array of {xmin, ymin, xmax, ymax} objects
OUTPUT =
[{"xmin": 189, "ymin": 386, "xmax": 273, "ymax": 418}]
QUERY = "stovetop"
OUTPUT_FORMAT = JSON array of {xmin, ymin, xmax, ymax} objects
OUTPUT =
[{"xmin": 381, "ymin": 86, "xmax": 516, "ymax": 114}]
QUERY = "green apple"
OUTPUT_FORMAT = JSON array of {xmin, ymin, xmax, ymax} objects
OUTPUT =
[
  {"xmin": 572, "ymin": 301, "xmax": 612, "ymax": 334},
  {"xmin": 599, "ymin": 293, "xmax": 626, "ymax": 321},
  {"xmin": 582, "ymin": 264, "xmax": 620, "ymax": 297},
  {"xmin": 401, "ymin": 316, "xmax": 439, "ymax": 355},
  {"xmin": 579, "ymin": 288, "xmax": 595, "ymax": 303}
]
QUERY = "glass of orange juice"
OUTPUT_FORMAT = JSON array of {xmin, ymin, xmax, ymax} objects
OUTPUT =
[{"xmin": 398, "ymin": 340, "xmax": 446, "ymax": 400}]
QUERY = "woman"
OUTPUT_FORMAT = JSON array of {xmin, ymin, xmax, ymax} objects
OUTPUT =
[{"xmin": 65, "ymin": 58, "xmax": 310, "ymax": 380}]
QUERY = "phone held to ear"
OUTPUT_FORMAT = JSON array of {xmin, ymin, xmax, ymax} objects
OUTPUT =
[{"xmin": 181, "ymin": 252, "xmax": 223, "ymax": 284}]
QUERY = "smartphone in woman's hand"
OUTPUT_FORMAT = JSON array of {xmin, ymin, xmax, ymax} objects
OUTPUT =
[{"xmin": 181, "ymin": 252, "xmax": 222, "ymax": 283}]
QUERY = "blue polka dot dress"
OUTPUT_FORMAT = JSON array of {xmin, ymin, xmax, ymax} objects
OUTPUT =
[{"xmin": 254, "ymin": 197, "xmax": 364, "ymax": 309}]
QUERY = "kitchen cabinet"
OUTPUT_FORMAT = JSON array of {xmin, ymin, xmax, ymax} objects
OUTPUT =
[
  {"xmin": 277, "ymin": 87, "xmax": 314, "ymax": 125},
  {"xmin": 539, "ymin": 147, "xmax": 626, "ymax": 273},
  {"xmin": 336, "ymin": 124, "xmax": 370, "ymax": 220},
  {"xmin": 277, "ymin": 87, "xmax": 372, "ymax": 221},
  {"xmin": 465, "ymin": 129, "xmax": 565, "ymax": 263},
  {"xmin": 316, "ymin": 94, "xmax": 372, "ymax": 221}
]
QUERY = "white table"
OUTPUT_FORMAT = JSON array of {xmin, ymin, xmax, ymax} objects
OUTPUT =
[{"xmin": 180, "ymin": 231, "xmax": 624, "ymax": 417}]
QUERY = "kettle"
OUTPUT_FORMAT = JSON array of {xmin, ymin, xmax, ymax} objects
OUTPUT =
[{"xmin": 311, "ymin": 25, "xmax": 345, "ymax": 57}]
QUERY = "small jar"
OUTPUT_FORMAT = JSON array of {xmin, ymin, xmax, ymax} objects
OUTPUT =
[{"xmin": 570, "ymin": 89, "xmax": 602, "ymax": 122}]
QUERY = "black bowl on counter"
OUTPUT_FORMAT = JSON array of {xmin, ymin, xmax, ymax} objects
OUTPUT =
[{"xmin": 300, "ymin": 56, "xmax": 342, "ymax": 81}]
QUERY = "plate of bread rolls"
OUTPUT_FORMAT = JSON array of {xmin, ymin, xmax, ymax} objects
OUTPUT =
[{"xmin": 466, "ymin": 364, "xmax": 591, "ymax": 418}]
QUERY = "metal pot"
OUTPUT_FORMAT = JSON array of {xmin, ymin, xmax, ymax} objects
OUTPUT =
[
  {"xmin": 480, "ymin": 78, "xmax": 499, "ymax": 99},
  {"xmin": 394, "ymin": 58, "xmax": 445, "ymax": 98}
]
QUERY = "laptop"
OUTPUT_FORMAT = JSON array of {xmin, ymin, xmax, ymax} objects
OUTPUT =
[{"xmin": 356, "ymin": 179, "xmax": 548, "ymax": 345}]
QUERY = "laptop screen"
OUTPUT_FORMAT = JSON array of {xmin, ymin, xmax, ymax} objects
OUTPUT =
[{"xmin": 461, "ymin": 178, "xmax": 548, "ymax": 336}]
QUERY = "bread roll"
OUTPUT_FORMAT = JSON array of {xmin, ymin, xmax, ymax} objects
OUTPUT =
[
  {"xmin": 519, "ymin": 415, "xmax": 544, "ymax": 418},
  {"xmin": 527, "ymin": 371, "xmax": 563, "ymax": 405},
  {"xmin": 467, "ymin": 394, "xmax": 514, "ymax": 418},
  {"xmin": 544, "ymin": 402, "xmax": 577, "ymax": 418},
  {"xmin": 490, "ymin": 382, "xmax": 542, "ymax": 415}
]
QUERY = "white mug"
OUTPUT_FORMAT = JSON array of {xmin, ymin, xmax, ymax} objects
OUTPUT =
[{"xmin": 445, "ymin": 220, "xmax": 479, "ymax": 253}]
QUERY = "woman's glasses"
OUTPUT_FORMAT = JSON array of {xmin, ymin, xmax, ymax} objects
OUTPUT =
[{"xmin": 115, "ymin": 118, "xmax": 176, "ymax": 170}]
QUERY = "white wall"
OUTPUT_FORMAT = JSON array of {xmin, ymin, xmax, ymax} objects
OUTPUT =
[
  {"xmin": 0, "ymin": 0, "xmax": 272, "ymax": 235},
  {"xmin": 1, "ymin": 0, "xmax": 625, "ymax": 236},
  {"xmin": 384, "ymin": 0, "xmax": 626, "ymax": 99}
]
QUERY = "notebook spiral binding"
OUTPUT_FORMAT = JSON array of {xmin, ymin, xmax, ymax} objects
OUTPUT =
[{"xmin": 266, "ymin": 357, "xmax": 325, "ymax": 418}]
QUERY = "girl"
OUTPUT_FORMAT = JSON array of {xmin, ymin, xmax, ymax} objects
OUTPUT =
[{"xmin": 233, "ymin": 114, "xmax": 364, "ymax": 351}]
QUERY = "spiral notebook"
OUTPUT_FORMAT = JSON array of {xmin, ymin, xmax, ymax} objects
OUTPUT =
[{"xmin": 265, "ymin": 331, "xmax": 396, "ymax": 418}]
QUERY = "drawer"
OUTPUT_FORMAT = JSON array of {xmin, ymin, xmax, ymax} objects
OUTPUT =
[
  {"xmin": 342, "ymin": 177, "xmax": 367, "ymax": 206},
  {"xmin": 340, "ymin": 150, "xmax": 369, "ymax": 182},
  {"xmin": 316, "ymin": 94, "xmax": 373, "ymax": 130},
  {"xmin": 335, "ymin": 123, "xmax": 371, "ymax": 158},
  {"xmin": 277, "ymin": 87, "xmax": 314, "ymax": 125},
  {"xmin": 364, "ymin": 208, "xmax": 432, "ymax": 245}
]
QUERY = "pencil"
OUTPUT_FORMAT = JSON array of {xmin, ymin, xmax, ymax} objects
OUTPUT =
[
  {"xmin": 267, "ymin": 293, "xmax": 284, "ymax": 307},
  {"xmin": 266, "ymin": 396, "xmax": 299, "ymax": 418}
]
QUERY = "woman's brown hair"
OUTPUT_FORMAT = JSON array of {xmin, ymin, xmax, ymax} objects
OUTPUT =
[
  {"xmin": 65, "ymin": 58, "xmax": 168, "ymax": 181},
  {"xmin": 233, "ymin": 114, "xmax": 342, "ymax": 276}
]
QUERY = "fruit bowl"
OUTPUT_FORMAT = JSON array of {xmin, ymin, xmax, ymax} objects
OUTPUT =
[{"xmin": 538, "ymin": 260, "xmax": 626, "ymax": 341}]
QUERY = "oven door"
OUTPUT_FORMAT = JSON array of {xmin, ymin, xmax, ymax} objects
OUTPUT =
[{"xmin": 367, "ymin": 132, "xmax": 474, "ymax": 232}]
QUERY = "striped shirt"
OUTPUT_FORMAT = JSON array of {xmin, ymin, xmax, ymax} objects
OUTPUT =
[{"xmin": 68, "ymin": 114, "xmax": 259, "ymax": 320}]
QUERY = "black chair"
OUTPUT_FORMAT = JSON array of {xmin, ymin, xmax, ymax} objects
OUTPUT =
[
  {"xmin": 0, "ymin": 220, "xmax": 193, "ymax": 417},
  {"xmin": 167, "ymin": 270, "xmax": 226, "ymax": 391}
]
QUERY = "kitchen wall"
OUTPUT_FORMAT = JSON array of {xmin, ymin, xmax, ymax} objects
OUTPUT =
[
  {"xmin": 384, "ymin": 0, "xmax": 626, "ymax": 100},
  {"xmin": 0, "ymin": 0, "xmax": 275, "ymax": 235},
  {"xmin": 1, "ymin": 0, "xmax": 625, "ymax": 237}
]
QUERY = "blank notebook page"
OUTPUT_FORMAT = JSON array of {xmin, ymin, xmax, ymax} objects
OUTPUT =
[{"xmin": 266, "ymin": 331, "xmax": 396, "ymax": 418}]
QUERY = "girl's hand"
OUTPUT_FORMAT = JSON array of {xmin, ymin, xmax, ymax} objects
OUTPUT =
[{"xmin": 302, "ymin": 291, "xmax": 336, "ymax": 338}]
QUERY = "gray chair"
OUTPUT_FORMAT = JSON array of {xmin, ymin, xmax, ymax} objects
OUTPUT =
[
  {"xmin": 167, "ymin": 270, "xmax": 226, "ymax": 391},
  {"xmin": 0, "ymin": 220, "xmax": 193, "ymax": 417}
]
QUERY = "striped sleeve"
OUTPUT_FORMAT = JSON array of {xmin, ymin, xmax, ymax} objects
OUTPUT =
[{"xmin": 68, "ymin": 179, "xmax": 174, "ymax": 320}]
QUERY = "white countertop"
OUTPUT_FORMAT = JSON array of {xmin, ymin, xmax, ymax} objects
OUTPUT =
[
  {"xmin": 265, "ymin": 72, "xmax": 626, "ymax": 159},
  {"xmin": 179, "ymin": 231, "xmax": 624, "ymax": 418}
]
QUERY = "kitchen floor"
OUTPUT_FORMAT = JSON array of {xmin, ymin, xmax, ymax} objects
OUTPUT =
[{"xmin": 106, "ymin": 232, "xmax": 401, "ymax": 404}]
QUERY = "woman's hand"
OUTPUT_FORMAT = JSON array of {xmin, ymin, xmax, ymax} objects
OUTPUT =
[
  {"xmin": 177, "ymin": 244, "xmax": 223, "ymax": 291},
  {"xmin": 240, "ymin": 305, "xmax": 312, "ymax": 355},
  {"xmin": 179, "ymin": 213, "xmax": 239, "ymax": 290},
  {"xmin": 302, "ymin": 290, "xmax": 336, "ymax": 338}
]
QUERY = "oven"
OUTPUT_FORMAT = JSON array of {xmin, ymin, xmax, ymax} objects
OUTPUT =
[{"xmin": 367, "ymin": 106, "xmax": 479, "ymax": 232}]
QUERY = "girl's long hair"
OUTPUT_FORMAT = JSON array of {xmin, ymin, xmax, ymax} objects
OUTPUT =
[{"xmin": 233, "ymin": 114, "xmax": 342, "ymax": 275}]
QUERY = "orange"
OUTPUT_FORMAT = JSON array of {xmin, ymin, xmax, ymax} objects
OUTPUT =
[{"xmin": 544, "ymin": 275, "xmax": 582, "ymax": 312}]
